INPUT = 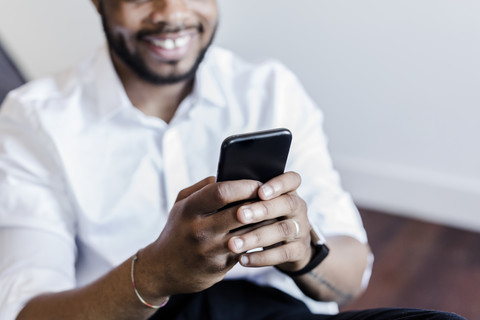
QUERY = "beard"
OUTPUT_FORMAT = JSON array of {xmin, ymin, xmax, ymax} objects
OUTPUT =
[{"xmin": 99, "ymin": 4, "xmax": 216, "ymax": 85}]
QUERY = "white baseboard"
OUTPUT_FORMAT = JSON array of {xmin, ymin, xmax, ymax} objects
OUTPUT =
[{"xmin": 333, "ymin": 156, "xmax": 480, "ymax": 233}]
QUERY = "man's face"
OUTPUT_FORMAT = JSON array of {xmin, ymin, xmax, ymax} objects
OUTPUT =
[{"xmin": 95, "ymin": 0, "xmax": 218, "ymax": 85}]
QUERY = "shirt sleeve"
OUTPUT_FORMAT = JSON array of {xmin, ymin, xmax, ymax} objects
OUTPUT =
[
  {"xmin": 0, "ymin": 93, "xmax": 77, "ymax": 320},
  {"xmin": 273, "ymin": 65, "xmax": 368, "ymax": 243},
  {"xmin": 246, "ymin": 62, "xmax": 371, "ymax": 314}
]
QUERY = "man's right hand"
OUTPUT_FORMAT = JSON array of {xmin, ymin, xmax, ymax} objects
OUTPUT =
[{"xmin": 138, "ymin": 177, "xmax": 262, "ymax": 298}]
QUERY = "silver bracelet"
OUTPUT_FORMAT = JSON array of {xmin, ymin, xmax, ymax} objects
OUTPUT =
[{"xmin": 131, "ymin": 252, "xmax": 169, "ymax": 309}]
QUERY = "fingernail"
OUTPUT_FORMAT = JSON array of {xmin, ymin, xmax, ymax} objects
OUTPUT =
[
  {"xmin": 242, "ymin": 207, "xmax": 253, "ymax": 222},
  {"xmin": 240, "ymin": 255, "xmax": 249, "ymax": 266},
  {"xmin": 262, "ymin": 185, "xmax": 274, "ymax": 198},
  {"xmin": 233, "ymin": 237, "xmax": 244, "ymax": 250}
]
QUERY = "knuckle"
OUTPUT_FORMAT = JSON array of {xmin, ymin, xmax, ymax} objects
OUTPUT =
[
  {"xmin": 190, "ymin": 224, "xmax": 209, "ymax": 244},
  {"xmin": 252, "ymin": 231, "xmax": 262, "ymax": 246},
  {"xmin": 214, "ymin": 183, "xmax": 232, "ymax": 204},
  {"xmin": 285, "ymin": 193, "xmax": 298, "ymax": 212},
  {"xmin": 278, "ymin": 220, "xmax": 293, "ymax": 238},
  {"xmin": 177, "ymin": 189, "xmax": 188, "ymax": 200},
  {"xmin": 251, "ymin": 252, "xmax": 267, "ymax": 266},
  {"xmin": 207, "ymin": 257, "xmax": 228, "ymax": 273},
  {"xmin": 298, "ymin": 196, "xmax": 307, "ymax": 212},
  {"xmin": 281, "ymin": 246, "xmax": 295, "ymax": 262},
  {"xmin": 249, "ymin": 181, "xmax": 261, "ymax": 196},
  {"xmin": 178, "ymin": 198, "xmax": 193, "ymax": 214},
  {"xmin": 191, "ymin": 231, "xmax": 209, "ymax": 245},
  {"xmin": 256, "ymin": 202, "xmax": 269, "ymax": 219},
  {"xmin": 249, "ymin": 201, "xmax": 272, "ymax": 222}
]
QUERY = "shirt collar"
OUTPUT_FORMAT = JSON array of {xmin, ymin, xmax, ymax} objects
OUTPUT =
[
  {"xmin": 192, "ymin": 47, "xmax": 227, "ymax": 108},
  {"xmin": 90, "ymin": 44, "xmax": 132, "ymax": 120}
]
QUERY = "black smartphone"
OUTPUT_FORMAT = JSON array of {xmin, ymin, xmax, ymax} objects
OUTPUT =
[{"xmin": 216, "ymin": 128, "xmax": 292, "ymax": 183}]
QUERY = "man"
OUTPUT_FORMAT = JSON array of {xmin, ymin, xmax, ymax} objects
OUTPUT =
[{"xmin": 0, "ymin": 1, "xmax": 464, "ymax": 319}]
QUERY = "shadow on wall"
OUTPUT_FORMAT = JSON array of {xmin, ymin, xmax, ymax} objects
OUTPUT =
[{"xmin": 0, "ymin": 40, "xmax": 25, "ymax": 105}]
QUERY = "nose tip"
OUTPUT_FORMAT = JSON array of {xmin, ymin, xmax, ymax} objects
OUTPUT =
[{"xmin": 150, "ymin": 0, "xmax": 190, "ymax": 24}]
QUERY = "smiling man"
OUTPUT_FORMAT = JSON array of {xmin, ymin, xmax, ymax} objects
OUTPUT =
[
  {"xmin": 0, "ymin": 1, "xmax": 465, "ymax": 320},
  {"xmin": 99, "ymin": 0, "xmax": 216, "ymax": 83}
]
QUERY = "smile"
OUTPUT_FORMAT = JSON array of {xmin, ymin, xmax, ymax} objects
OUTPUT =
[
  {"xmin": 143, "ymin": 32, "xmax": 197, "ymax": 61},
  {"xmin": 149, "ymin": 35, "xmax": 191, "ymax": 50}
]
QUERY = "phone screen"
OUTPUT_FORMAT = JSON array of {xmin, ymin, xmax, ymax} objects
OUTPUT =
[{"xmin": 216, "ymin": 128, "xmax": 292, "ymax": 183}]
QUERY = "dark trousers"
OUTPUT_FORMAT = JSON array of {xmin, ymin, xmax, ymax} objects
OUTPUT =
[{"xmin": 150, "ymin": 280, "xmax": 465, "ymax": 320}]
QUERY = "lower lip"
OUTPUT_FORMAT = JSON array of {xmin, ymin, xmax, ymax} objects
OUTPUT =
[{"xmin": 145, "ymin": 36, "xmax": 194, "ymax": 61}]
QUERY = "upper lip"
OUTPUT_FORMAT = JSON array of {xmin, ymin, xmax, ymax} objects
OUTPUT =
[
  {"xmin": 144, "ymin": 31, "xmax": 195, "ymax": 42},
  {"xmin": 139, "ymin": 25, "xmax": 200, "ymax": 41}
]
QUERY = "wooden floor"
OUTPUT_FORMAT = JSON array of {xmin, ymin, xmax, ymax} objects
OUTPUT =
[{"xmin": 340, "ymin": 208, "xmax": 479, "ymax": 319}]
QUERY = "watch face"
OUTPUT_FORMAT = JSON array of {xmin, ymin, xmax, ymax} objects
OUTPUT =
[{"xmin": 310, "ymin": 227, "xmax": 327, "ymax": 245}]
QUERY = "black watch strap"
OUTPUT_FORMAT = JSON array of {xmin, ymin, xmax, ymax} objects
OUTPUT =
[{"xmin": 275, "ymin": 229, "xmax": 330, "ymax": 277}]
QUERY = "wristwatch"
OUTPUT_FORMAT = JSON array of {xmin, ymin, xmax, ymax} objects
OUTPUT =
[{"xmin": 276, "ymin": 227, "xmax": 329, "ymax": 277}]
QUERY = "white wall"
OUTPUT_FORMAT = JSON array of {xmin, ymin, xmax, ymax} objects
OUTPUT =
[
  {"xmin": 1, "ymin": 1, "xmax": 479, "ymax": 231},
  {"xmin": 0, "ymin": 1, "xmax": 104, "ymax": 79}
]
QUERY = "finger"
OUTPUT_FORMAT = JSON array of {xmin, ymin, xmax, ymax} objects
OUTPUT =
[
  {"xmin": 205, "ymin": 205, "xmax": 277, "ymax": 237},
  {"xmin": 185, "ymin": 179, "xmax": 261, "ymax": 214},
  {"xmin": 228, "ymin": 218, "xmax": 278, "ymax": 236},
  {"xmin": 238, "ymin": 241, "xmax": 307, "ymax": 268},
  {"xmin": 202, "ymin": 202, "xmax": 249, "ymax": 235},
  {"xmin": 176, "ymin": 176, "xmax": 215, "ymax": 202},
  {"xmin": 258, "ymin": 171, "xmax": 301, "ymax": 201},
  {"xmin": 228, "ymin": 218, "xmax": 300, "ymax": 254},
  {"xmin": 237, "ymin": 192, "xmax": 305, "ymax": 224}
]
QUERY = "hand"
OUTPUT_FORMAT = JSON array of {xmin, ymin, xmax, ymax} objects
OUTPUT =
[
  {"xmin": 227, "ymin": 172, "xmax": 313, "ymax": 273},
  {"xmin": 145, "ymin": 176, "xmax": 263, "ymax": 295}
]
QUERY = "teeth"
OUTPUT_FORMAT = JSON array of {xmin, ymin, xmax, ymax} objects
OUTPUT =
[
  {"xmin": 175, "ymin": 36, "xmax": 189, "ymax": 48},
  {"xmin": 163, "ymin": 39, "xmax": 175, "ymax": 50},
  {"xmin": 151, "ymin": 36, "xmax": 190, "ymax": 50}
]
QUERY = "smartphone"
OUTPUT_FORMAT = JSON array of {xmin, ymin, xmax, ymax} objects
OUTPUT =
[{"xmin": 216, "ymin": 128, "xmax": 292, "ymax": 183}]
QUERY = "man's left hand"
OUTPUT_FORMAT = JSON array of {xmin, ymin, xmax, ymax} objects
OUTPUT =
[{"xmin": 227, "ymin": 171, "xmax": 313, "ymax": 273}]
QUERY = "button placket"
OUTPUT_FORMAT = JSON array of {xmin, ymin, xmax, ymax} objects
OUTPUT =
[{"xmin": 161, "ymin": 128, "xmax": 190, "ymax": 211}]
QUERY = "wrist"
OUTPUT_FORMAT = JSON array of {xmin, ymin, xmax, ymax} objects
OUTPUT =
[{"xmin": 132, "ymin": 248, "xmax": 170, "ymax": 306}]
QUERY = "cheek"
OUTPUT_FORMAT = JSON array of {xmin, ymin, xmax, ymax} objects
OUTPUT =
[
  {"xmin": 109, "ymin": 8, "xmax": 148, "ymax": 46},
  {"xmin": 109, "ymin": 22, "xmax": 136, "ymax": 52},
  {"xmin": 187, "ymin": 0, "xmax": 218, "ymax": 26},
  {"xmin": 115, "ymin": 7, "xmax": 144, "ymax": 32}
]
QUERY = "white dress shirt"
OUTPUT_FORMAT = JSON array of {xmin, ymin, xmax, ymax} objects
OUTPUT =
[{"xmin": 0, "ymin": 44, "xmax": 367, "ymax": 319}]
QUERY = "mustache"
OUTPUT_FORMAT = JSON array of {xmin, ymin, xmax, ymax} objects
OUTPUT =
[{"xmin": 137, "ymin": 22, "xmax": 204, "ymax": 39}]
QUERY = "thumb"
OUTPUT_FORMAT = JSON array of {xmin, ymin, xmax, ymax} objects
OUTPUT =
[{"xmin": 175, "ymin": 176, "xmax": 216, "ymax": 202}]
